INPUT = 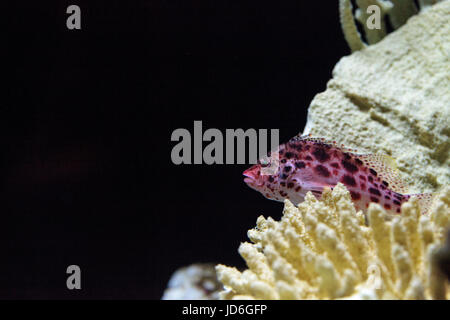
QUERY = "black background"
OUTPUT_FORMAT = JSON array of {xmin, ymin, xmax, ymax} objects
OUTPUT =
[{"xmin": 4, "ymin": 0, "xmax": 348, "ymax": 299}]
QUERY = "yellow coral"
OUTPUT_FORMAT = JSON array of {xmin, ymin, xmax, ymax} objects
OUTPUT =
[{"xmin": 216, "ymin": 184, "xmax": 450, "ymax": 299}]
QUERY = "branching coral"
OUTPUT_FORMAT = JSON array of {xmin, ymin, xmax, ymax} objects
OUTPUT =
[
  {"xmin": 436, "ymin": 231, "xmax": 450, "ymax": 281},
  {"xmin": 216, "ymin": 184, "xmax": 450, "ymax": 299},
  {"xmin": 339, "ymin": 0, "xmax": 444, "ymax": 51}
]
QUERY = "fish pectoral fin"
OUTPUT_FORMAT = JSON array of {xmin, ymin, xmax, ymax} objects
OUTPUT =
[{"xmin": 303, "ymin": 182, "xmax": 332, "ymax": 196}]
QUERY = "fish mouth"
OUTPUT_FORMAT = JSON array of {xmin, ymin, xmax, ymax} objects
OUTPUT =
[
  {"xmin": 243, "ymin": 176, "xmax": 255, "ymax": 185},
  {"xmin": 243, "ymin": 171, "xmax": 254, "ymax": 184},
  {"xmin": 243, "ymin": 171, "xmax": 264, "ymax": 187}
]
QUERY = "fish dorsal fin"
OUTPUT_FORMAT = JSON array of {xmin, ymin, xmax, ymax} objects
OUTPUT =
[
  {"xmin": 289, "ymin": 134, "xmax": 358, "ymax": 153},
  {"xmin": 355, "ymin": 153, "xmax": 409, "ymax": 194}
]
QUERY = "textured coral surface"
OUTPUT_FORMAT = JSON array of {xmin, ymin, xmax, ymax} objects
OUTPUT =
[
  {"xmin": 305, "ymin": 1, "xmax": 450, "ymax": 194},
  {"xmin": 216, "ymin": 184, "xmax": 450, "ymax": 299}
]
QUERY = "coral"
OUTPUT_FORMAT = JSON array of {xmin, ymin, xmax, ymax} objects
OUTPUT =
[
  {"xmin": 306, "ymin": 0, "xmax": 450, "ymax": 194},
  {"xmin": 436, "ymin": 230, "xmax": 450, "ymax": 281},
  {"xmin": 339, "ymin": 0, "xmax": 444, "ymax": 51},
  {"xmin": 162, "ymin": 264, "xmax": 222, "ymax": 300},
  {"xmin": 216, "ymin": 184, "xmax": 450, "ymax": 299}
]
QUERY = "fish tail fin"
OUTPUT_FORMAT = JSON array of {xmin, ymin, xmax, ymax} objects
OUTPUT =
[{"xmin": 408, "ymin": 192, "xmax": 435, "ymax": 215}]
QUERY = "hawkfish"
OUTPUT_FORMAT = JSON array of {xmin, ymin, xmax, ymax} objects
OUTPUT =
[{"xmin": 243, "ymin": 135, "xmax": 433, "ymax": 215}]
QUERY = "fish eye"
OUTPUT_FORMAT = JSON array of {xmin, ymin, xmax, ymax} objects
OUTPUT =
[{"xmin": 259, "ymin": 158, "xmax": 270, "ymax": 167}]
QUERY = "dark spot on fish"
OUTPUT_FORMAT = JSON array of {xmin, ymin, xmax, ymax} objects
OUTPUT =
[
  {"xmin": 305, "ymin": 156, "xmax": 313, "ymax": 161},
  {"xmin": 287, "ymin": 182, "xmax": 294, "ymax": 188},
  {"xmin": 396, "ymin": 208, "xmax": 400, "ymax": 213},
  {"xmin": 384, "ymin": 204, "xmax": 391, "ymax": 210},
  {"xmin": 304, "ymin": 145, "xmax": 310, "ymax": 151},
  {"xmin": 385, "ymin": 195, "xmax": 390, "ymax": 200},
  {"xmin": 342, "ymin": 160, "xmax": 358, "ymax": 173},
  {"xmin": 285, "ymin": 152, "xmax": 294, "ymax": 159},
  {"xmin": 284, "ymin": 166, "xmax": 292, "ymax": 173},
  {"xmin": 312, "ymin": 147, "xmax": 330, "ymax": 162},
  {"xmin": 393, "ymin": 200, "xmax": 401, "ymax": 206},
  {"xmin": 359, "ymin": 175, "xmax": 366, "ymax": 181},
  {"xmin": 295, "ymin": 186, "xmax": 301, "ymax": 192},
  {"xmin": 315, "ymin": 165, "xmax": 330, "ymax": 177},
  {"xmin": 382, "ymin": 180, "xmax": 389, "ymax": 187},
  {"xmin": 268, "ymin": 176, "xmax": 274, "ymax": 183},
  {"xmin": 350, "ymin": 191, "xmax": 361, "ymax": 200},
  {"xmin": 360, "ymin": 183, "xmax": 366, "ymax": 190},
  {"xmin": 281, "ymin": 174, "xmax": 288, "ymax": 180},
  {"xmin": 341, "ymin": 175, "xmax": 357, "ymax": 187},
  {"xmin": 369, "ymin": 188, "xmax": 381, "ymax": 196},
  {"xmin": 312, "ymin": 190, "xmax": 322, "ymax": 195},
  {"xmin": 280, "ymin": 191, "xmax": 287, "ymax": 197},
  {"xmin": 370, "ymin": 197, "xmax": 379, "ymax": 203},
  {"xmin": 368, "ymin": 176, "xmax": 374, "ymax": 183},
  {"xmin": 292, "ymin": 144, "xmax": 302, "ymax": 152},
  {"xmin": 295, "ymin": 161, "xmax": 306, "ymax": 169},
  {"xmin": 331, "ymin": 162, "xmax": 340, "ymax": 169},
  {"xmin": 280, "ymin": 182, "xmax": 286, "ymax": 187},
  {"xmin": 344, "ymin": 153, "xmax": 351, "ymax": 160},
  {"xmin": 380, "ymin": 184, "xmax": 386, "ymax": 190},
  {"xmin": 369, "ymin": 168, "xmax": 377, "ymax": 176},
  {"xmin": 281, "ymin": 159, "xmax": 287, "ymax": 164},
  {"xmin": 355, "ymin": 158, "xmax": 363, "ymax": 166},
  {"xmin": 394, "ymin": 193, "xmax": 403, "ymax": 200}
]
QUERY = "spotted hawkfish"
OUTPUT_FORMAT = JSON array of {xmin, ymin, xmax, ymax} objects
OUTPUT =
[{"xmin": 243, "ymin": 135, "xmax": 433, "ymax": 215}]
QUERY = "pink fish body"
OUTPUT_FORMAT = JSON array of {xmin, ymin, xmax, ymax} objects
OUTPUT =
[{"xmin": 243, "ymin": 135, "xmax": 432, "ymax": 215}]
